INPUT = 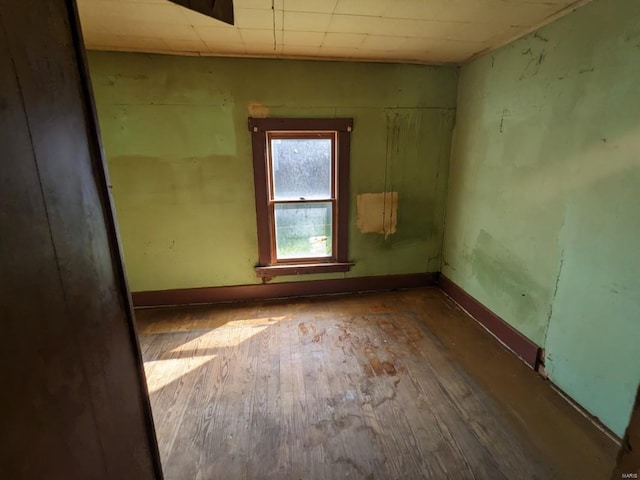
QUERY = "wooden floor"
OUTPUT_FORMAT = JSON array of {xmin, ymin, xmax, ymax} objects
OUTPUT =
[{"xmin": 137, "ymin": 288, "xmax": 618, "ymax": 480}]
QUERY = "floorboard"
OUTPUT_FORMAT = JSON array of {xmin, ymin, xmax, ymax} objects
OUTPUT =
[{"xmin": 137, "ymin": 287, "xmax": 617, "ymax": 480}]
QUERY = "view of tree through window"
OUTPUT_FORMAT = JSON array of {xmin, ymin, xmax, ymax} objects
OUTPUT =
[{"xmin": 270, "ymin": 138, "xmax": 333, "ymax": 259}]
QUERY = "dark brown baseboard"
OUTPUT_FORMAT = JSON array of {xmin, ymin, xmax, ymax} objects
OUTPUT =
[
  {"xmin": 132, "ymin": 272, "xmax": 439, "ymax": 308},
  {"xmin": 439, "ymin": 275, "xmax": 541, "ymax": 369}
]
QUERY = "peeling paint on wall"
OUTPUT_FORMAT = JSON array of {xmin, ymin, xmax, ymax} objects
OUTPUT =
[
  {"xmin": 356, "ymin": 192, "xmax": 398, "ymax": 238},
  {"xmin": 248, "ymin": 102, "xmax": 269, "ymax": 118},
  {"xmin": 442, "ymin": 0, "xmax": 640, "ymax": 437},
  {"xmin": 89, "ymin": 53, "xmax": 457, "ymax": 289}
]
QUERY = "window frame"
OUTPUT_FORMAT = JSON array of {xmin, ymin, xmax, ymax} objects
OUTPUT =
[
  {"xmin": 267, "ymin": 131, "xmax": 336, "ymax": 263},
  {"xmin": 249, "ymin": 117, "xmax": 354, "ymax": 279}
]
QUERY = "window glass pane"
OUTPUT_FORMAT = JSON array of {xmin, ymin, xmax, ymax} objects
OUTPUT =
[
  {"xmin": 274, "ymin": 202, "xmax": 332, "ymax": 259},
  {"xmin": 271, "ymin": 138, "xmax": 332, "ymax": 200}
]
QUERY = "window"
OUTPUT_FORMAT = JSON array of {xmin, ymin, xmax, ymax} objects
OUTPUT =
[{"xmin": 248, "ymin": 118, "xmax": 354, "ymax": 278}]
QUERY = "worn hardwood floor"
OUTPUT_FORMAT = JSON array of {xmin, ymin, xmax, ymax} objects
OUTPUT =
[{"xmin": 137, "ymin": 288, "xmax": 617, "ymax": 480}]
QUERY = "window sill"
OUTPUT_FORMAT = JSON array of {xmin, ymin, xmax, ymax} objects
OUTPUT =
[{"xmin": 255, "ymin": 262, "xmax": 354, "ymax": 279}]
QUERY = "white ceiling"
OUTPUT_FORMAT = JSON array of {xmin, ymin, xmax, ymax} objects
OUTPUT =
[{"xmin": 78, "ymin": 0, "xmax": 588, "ymax": 64}]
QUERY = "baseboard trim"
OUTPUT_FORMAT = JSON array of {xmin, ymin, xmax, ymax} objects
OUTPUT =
[
  {"xmin": 132, "ymin": 272, "xmax": 439, "ymax": 308},
  {"xmin": 439, "ymin": 274, "xmax": 541, "ymax": 369},
  {"xmin": 548, "ymin": 382, "xmax": 622, "ymax": 446}
]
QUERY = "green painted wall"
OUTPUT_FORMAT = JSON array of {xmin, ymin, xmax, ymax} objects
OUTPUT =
[
  {"xmin": 443, "ymin": 0, "xmax": 640, "ymax": 436},
  {"xmin": 88, "ymin": 52, "xmax": 457, "ymax": 291}
]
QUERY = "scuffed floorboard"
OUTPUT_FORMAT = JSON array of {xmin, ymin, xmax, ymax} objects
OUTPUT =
[{"xmin": 137, "ymin": 288, "xmax": 617, "ymax": 480}]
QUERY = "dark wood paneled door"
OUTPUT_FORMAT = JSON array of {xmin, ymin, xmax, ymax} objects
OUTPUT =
[{"xmin": 0, "ymin": 1, "xmax": 162, "ymax": 478}]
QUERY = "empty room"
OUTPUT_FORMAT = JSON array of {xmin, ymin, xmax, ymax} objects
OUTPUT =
[{"xmin": 2, "ymin": 0, "xmax": 638, "ymax": 479}]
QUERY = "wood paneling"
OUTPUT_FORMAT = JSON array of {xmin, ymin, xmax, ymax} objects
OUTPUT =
[
  {"xmin": 132, "ymin": 272, "xmax": 439, "ymax": 307},
  {"xmin": 0, "ymin": 1, "xmax": 161, "ymax": 478}
]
